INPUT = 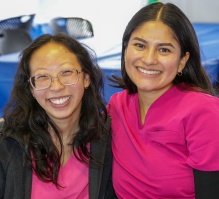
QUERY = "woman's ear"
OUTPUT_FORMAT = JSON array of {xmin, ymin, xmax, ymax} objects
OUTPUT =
[
  {"xmin": 179, "ymin": 52, "xmax": 190, "ymax": 72},
  {"xmin": 84, "ymin": 73, "xmax": 91, "ymax": 89}
]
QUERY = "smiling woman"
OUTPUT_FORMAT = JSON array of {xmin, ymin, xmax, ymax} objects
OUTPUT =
[
  {"xmin": 29, "ymin": 42, "xmax": 91, "ymax": 124},
  {"xmin": 124, "ymin": 20, "xmax": 190, "ymax": 109},
  {"xmin": 0, "ymin": 33, "xmax": 116, "ymax": 199},
  {"xmin": 107, "ymin": 2, "xmax": 219, "ymax": 199}
]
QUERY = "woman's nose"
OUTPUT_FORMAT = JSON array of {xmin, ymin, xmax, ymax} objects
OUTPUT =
[
  {"xmin": 141, "ymin": 49, "xmax": 158, "ymax": 65},
  {"xmin": 49, "ymin": 76, "xmax": 65, "ymax": 90}
]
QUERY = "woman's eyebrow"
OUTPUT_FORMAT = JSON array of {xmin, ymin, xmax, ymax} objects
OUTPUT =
[
  {"xmin": 132, "ymin": 37, "xmax": 146, "ymax": 43},
  {"xmin": 131, "ymin": 37, "xmax": 175, "ymax": 48},
  {"xmin": 158, "ymin": 43, "xmax": 175, "ymax": 48}
]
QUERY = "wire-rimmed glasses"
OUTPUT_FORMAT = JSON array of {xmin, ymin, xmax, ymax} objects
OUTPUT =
[{"xmin": 29, "ymin": 69, "xmax": 83, "ymax": 90}]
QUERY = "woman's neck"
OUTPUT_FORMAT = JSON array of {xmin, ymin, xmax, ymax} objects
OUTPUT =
[
  {"xmin": 49, "ymin": 117, "xmax": 80, "ymax": 165},
  {"xmin": 138, "ymin": 85, "xmax": 173, "ymax": 124}
]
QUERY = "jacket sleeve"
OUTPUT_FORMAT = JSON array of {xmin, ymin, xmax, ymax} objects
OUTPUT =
[
  {"xmin": 101, "ymin": 128, "xmax": 117, "ymax": 199},
  {"xmin": 0, "ymin": 136, "xmax": 32, "ymax": 199},
  {"xmin": 194, "ymin": 169, "xmax": 219, "ymax": 199},
  {"xmin": 89, "ymin": 116, "xmax": 117, "ymax": 199},
  {"xmin": 0, "ymin": 135, "xmax": 5, "ymax": 199},
  {"xmin": 102, "ymin": 117, "xmax": 117, "ymax": 198}
]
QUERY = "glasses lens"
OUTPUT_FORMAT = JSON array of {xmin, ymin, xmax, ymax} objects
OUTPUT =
[
  {"xmin": 29, "ymin": 68, "xmax": 81, "ymax": 90},
  {"xmin": 58, "ymin": 69, "xmax": 79, "ymax": 85},
  {"xmin": 30, "ymin": 75, "xmax": 51, "ymax": 90}
]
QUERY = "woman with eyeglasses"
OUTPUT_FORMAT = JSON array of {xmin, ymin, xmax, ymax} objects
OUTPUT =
[{"xmin": 0, "ymin": 34, "xmax": 116, "ymax": 199}]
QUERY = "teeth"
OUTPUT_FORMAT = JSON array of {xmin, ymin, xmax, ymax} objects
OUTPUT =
[
  {"xmin": 138, "ymin": 67, "xmax": 161, "ymax": 74},
  {"xmin": 50, "ymin": 97, "xmax": 70, "ymax": 105}
]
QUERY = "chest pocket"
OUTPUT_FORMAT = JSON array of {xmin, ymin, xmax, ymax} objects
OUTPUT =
[{"xmin": 146, "ymin": 130, "xmax": 190, "ymax": 178}]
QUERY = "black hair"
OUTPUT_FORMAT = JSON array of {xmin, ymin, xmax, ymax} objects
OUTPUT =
[
  {"xmin": 2, "ymin": 33, "xmax": 108, "ymax": 186},
  {"xmin": 109, "ymin": 2, "xmax": 214, "ymax": 95}
]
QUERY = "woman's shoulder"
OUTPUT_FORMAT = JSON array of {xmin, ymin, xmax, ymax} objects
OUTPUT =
[
  {"xmin": 109, "ymin": 89, "xmax": 128, "ymax": 99},
  {"xmin": 183, "ymin": 90, "xmax": 219, "ymax": 104},
  {"xmin": 0, "ymin": 139, "xmax": 23, "ymax": 177},
  {"xmin": 175, "ymin": 87, "xmax": 219, "ymax": 114},
  {"xmin": 0, "ymin": 136, "xmax": 22, "ymax": 153},
  {"xmin": 175, "ymin": 84, "xmax": 219, "ymax": 102},
  {"xmin": 0, "ymin": 127, "xmax": 23, "ymax": 162},
  {"xmin": 108, "ymin": 89, "xmax": 137, "ymax": 106}
]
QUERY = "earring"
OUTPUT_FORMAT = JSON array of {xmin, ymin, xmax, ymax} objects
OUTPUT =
[{"xmin": 177, "ymin": 71, "xmax": 183, "ymax": 76}]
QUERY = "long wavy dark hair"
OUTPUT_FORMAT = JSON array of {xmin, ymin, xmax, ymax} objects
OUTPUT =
[
  {"xmin": 109, "ymin": 2, "xmax": 215, "ymax": 95},
  {"xmin": 2, "ymin": 33, "xmax": 108, "ymax": 186}
]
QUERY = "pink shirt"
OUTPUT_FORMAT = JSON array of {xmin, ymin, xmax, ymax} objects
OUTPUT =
[
  {"xmin": 108, "ymin": 85, "xmax": 219, "ymax": 198},
  {"xmin": 31, "ymin": 153, "xmax": 89, "ymax": 199}
]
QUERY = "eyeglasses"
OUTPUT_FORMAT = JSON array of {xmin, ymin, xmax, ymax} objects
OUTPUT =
[{"xmin": 29, "ymin": 69, "xmax": 83, "ymax": 90}]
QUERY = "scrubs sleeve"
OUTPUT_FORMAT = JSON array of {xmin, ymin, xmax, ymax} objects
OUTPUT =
[
  {"xmin": 186, "ymin": 97, "xmax": 219, "ymax": 171},
  {"xmin": 193, "ymin": 169, "xmax": 219, "ymax": 198}
]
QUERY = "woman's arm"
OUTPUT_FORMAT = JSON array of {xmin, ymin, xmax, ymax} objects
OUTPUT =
[{"xmin": 194, "ymin": 169, "xmax": 219, "ymax": 199}]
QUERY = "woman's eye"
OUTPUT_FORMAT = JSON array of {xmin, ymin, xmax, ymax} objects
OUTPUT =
[
  {"xmin": 134, "ymin": 43, "xmax": 145, "ymax": 49},
  {"xmin": 35, "ymin": 74, "xmax": 49, "ymax": 80},
  {"xmin": 61, "ymin": 70, "xmax": 74, "ymax": 76},
  {"xmin": 159, "ymin": 48, "xmax": 170, "ymax": 53}
]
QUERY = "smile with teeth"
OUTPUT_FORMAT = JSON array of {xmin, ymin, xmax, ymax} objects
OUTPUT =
[
  {"xmin": 50, "ymin": 96, "xmax": 70, "ymax": 105},
  {"xmin": 137, "ymin": 67, "xmax": 161, "ymax": 75}
]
